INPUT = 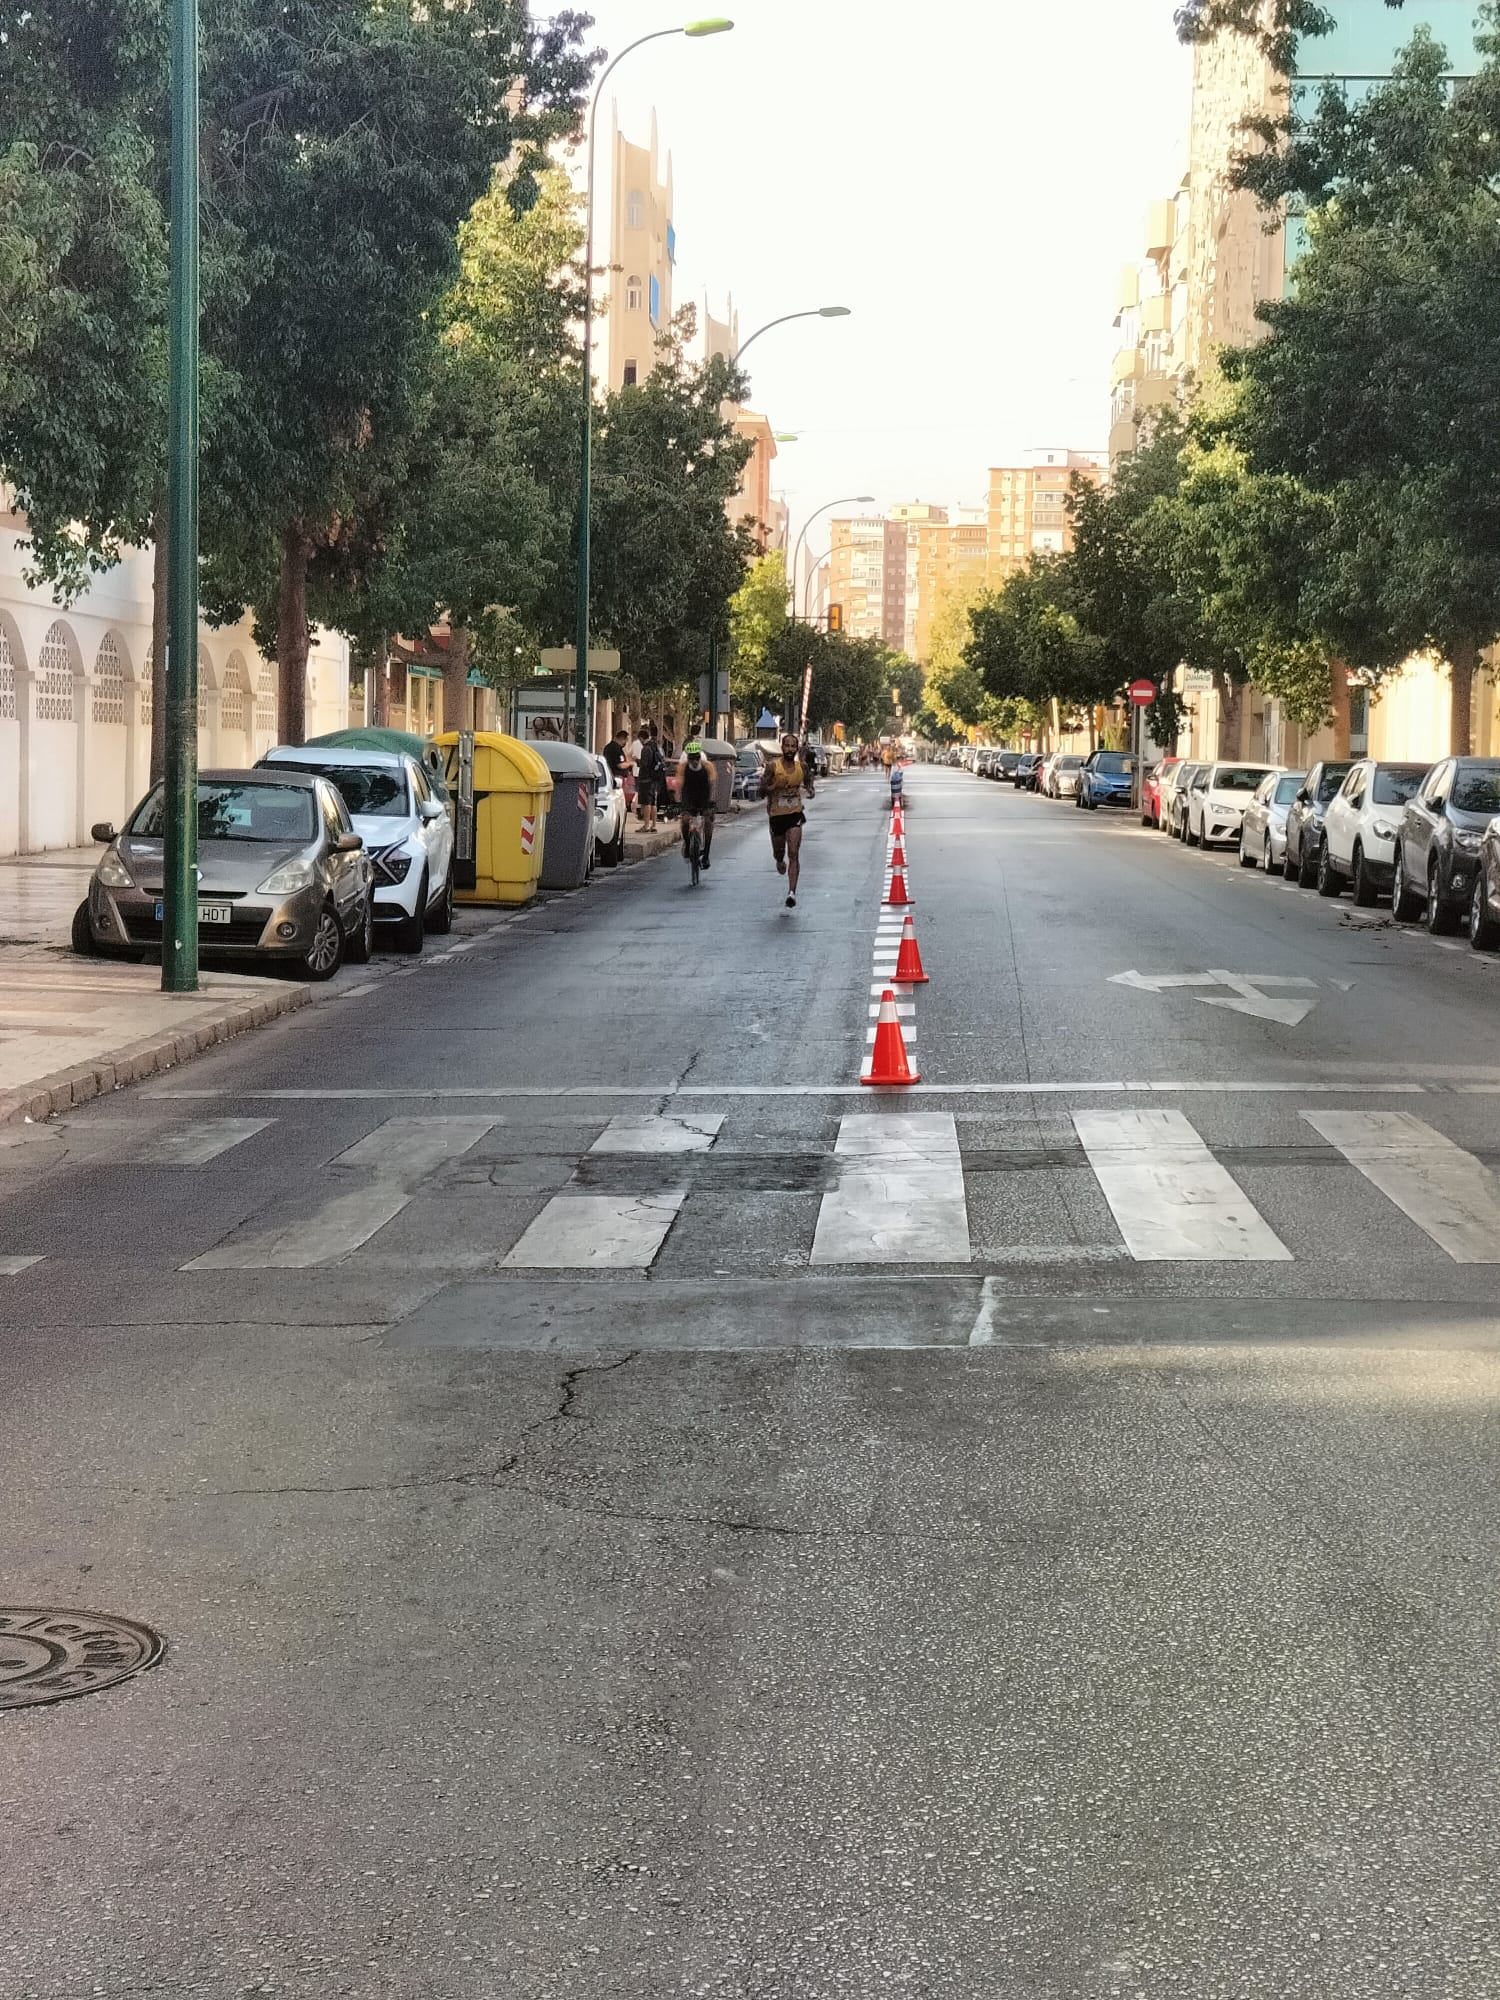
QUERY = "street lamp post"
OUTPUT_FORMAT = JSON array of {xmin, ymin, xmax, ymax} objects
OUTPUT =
[
  {"xmin": 732, "ymin": 305, "xmax": 850, "ymax": 367},
  {"xmin": 574, "ymin": 17, "xmax": 733, "ymax": 749},
  {"xmin": 161, "ymin": 0, "xmax": 200, "ymax": 992},
  {"xmin": 790, "ymin": 494, "xmax": 874, "ymax": 625}
]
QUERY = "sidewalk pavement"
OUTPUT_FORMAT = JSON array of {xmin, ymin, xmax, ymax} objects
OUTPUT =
[{"xmin": 0, "ymin": 847, "xmax": 311, "ymax": 1126}]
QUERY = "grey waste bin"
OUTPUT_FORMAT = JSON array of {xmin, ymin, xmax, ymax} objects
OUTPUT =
[
  {"xmin": 533, "ymin": 741, "xmax": 599, "ymax": 889},
  {"xmin": 699, "ymin": 739, "xmax": 738, "ymax": 813}
]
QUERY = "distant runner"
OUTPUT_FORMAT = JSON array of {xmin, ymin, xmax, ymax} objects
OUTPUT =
[{"xmin": 761, "ymin": 731, "xmax": 817, "ymax": 908}]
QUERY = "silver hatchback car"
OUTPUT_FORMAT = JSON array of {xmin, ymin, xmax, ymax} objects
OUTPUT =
[{"xmin": 76, "ymin": 769, "xmax": 374, "ymax": 981}]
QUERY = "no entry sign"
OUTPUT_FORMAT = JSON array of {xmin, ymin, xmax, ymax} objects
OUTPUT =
[{"xmin": 1128, "ymin": 679, "xmax": 1155, "ymax": 707}]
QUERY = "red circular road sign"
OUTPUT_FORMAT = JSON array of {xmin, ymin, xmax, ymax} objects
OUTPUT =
[{"xmin": 1128, "ymin": 679, "xmax": 1155, "ymax": 706}]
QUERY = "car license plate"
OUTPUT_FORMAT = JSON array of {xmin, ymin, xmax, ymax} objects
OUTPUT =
[{"xmin": 153, "ymin": 902, "xmax": 231, "ymax": 925}]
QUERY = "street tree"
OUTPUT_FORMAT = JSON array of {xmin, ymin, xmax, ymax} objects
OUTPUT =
[
  {"xmin": 728, "ymin": 550, "xmax": 790, "ymax": 713},
  {"xmin": 965, "ymin": 559, "xmax": 1110, "ymax": 745},
  {"xmin": 1218, "ymin": 19, "xmax": 1500, "ymax": 752},
  {"xmin": 200, "ymin": 0, "xmax": 594, "ymax": 741}
]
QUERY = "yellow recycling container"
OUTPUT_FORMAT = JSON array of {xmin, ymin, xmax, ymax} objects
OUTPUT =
[{"xmin": 435, "ymin": 732, "xmax": 553, "ymax": 906}]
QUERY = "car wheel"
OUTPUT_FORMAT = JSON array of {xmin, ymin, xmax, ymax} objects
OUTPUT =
[
  {"xmin": 71, "ymin": 899, "xmax": 99, "ymax": 957},
  {"xmin": 1316, "ymin": 838, "xmax": 1344, "ymax": 897},
  {"xmin": 1424, "ymin": 859, "xmax": 1459, "ymax": 935},
  {"xmin": 1296, "ymin": 834, "xmax": 1318, "ymax": 888},
  {"xmin": 1238, "ymin": 829, "xmax": 1257, "ymax": 868},
  {"xmin": 346, "ymin": 892, "xmax": 374, "ymax": 965},
  {"xmin": 1391, "ymin": 847, "xmax": 1422, "ymax": 921},
  {"xmin": 1351, "ymin": 844, "xmax": 1379, "ymax": 907},
  {"xmin": 1470, "ymin": 875, "xmax": 1500, "ymax": 951},
  {"xmin": 1282, "ymin": 833, "xmax": 1299, "ymax": 880},
  {"xmin": 1186, "ymin": 819, "xmax": 1200, "ymax": 848},
  {"xmin": 425, "ymin": 865, "xmax": 454, "ymax": 934},
  {"xmin": 1263, "ymin": 833, "xmax": 1274, "ymax": 873},
  {"xmin": 301, "ymin": 902, "xmax": 344, "ymax": 982},
  {"xmin": 393, "ymin": 872, "xmax": 427, "ymax": 954}
]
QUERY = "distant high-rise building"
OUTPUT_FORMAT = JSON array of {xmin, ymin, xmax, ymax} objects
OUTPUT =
[
  {"xmin": 986, "ymin": 450, "xmax": 1105, "ymax": 584},
  {"xmin": 1110, "ymin": 186, "xmax": 1190, "ymax": 469},
  {"xmin": 606, "ymin": 110, "xmax": 674, "ymax": 391},
  {"xmin": 829, "ymin": 516, "xmax": 908, "ymax": 646},
  {"xmin": 910, "ymin": 507, "xmax": 987, "ymax": 665}
]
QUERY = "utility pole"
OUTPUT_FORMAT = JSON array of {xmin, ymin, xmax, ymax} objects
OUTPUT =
[{"xmin": 161, "ymin": 0, "xmax": 200, "ymax": 992}]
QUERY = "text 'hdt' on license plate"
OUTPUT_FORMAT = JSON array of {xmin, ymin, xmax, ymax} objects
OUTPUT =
[{"xmin": 154, "ymin": 902, "xmax": 231, "ymax": 924}]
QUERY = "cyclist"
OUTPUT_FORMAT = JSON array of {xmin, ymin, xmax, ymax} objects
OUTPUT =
[
  {"xmin": 677, "ymin": 740, "xmax": 716, "ymax": 870},
  {"xmin": 761, "ymin": 730, "xmax": 816, "ymax": 908}
]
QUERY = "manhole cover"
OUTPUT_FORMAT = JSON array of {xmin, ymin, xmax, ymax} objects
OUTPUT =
[{"xmin": 0, "ymin": 1607, "xmax": 165, "ymax": 1711}]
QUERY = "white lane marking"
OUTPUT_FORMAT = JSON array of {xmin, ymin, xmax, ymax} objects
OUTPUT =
[
  {"xmin": 867, "ymin": 1002, "xmax": 916, "ymax": 1019},
  {"xmin": 503, "ymin": 1191, "xmax": 685, "ymax": 1270},
  {"xmin": 1111, "ymin": 968, "xmax": 1319, "ymax": 1026},
  {"xmin": 150, "ymin": 1079, "xmax": 1440, "ymax": 1099},
  {"xmin": 128, "ymin": 1118, "xmax": 273, "ymax": 1166},
  {"xmin": 589, "ymin": 1113, "xmax": 723, "ymax": 1155},
  {"xmin": 0, "ymin": 1254, "xmax": 42, "ymax": 1275},
  {"xmin": 1302, "ymin": 1111, "xmax": 1500, "ymax": 1263},
  {"xmin": 969, "ymin": 1275, "xmax": 1000, "ymax": 1344},
  {"xmin": 186, "ymin": 1117, "xmax": 496, "ymax": 1269},
  {"xmin": 1073, "ymin": 1108, "xmax": 1291, "ymax": 1262},
  {"xmin": 811, "ymin": 1113, "xmax": 970, "ymax": 1264}
]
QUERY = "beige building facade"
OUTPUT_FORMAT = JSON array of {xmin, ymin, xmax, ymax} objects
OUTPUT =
[
  {"xmin": 605, "ymin": 110, "xmax": 674, "ymax": 391},
  {"xmin": 828, "ymin": 517, "xmax": 908, "ymax": 647},
  {"xmin": 1111, "ymin": 184, "xmax": 1191, "ymax": 468},
  {"xmin": 986, "ymin": 450, "xmax": 1104, "ymax": 585}
]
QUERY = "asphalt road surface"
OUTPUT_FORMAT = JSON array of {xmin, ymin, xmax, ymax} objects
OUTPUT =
[{"xmin": 4, "ymin": 765, "xmax": 1499, "ymax": 1999}]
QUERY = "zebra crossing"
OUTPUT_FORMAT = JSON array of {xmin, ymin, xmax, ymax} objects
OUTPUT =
[{"xmin": 2, "ymin": 1102, "xmax": 1497, "ymax": 1277}]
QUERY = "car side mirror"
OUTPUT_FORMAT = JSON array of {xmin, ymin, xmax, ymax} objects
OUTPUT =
[
  {"xmin": 335, "ymin": 831, "xmax": 363, "ymax": 853},
  {"xmin": 418, "ymin": 798, "xmax": 445, "ymax": 822},
  {"xmin": 91, "ymin": 821, "xmax": 117, "ymax": 843}
]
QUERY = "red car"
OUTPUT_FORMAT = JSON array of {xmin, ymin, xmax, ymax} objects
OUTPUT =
[{"xmin": 1141, "ymin": 756, "xmax": 1181, "ymax": 827}]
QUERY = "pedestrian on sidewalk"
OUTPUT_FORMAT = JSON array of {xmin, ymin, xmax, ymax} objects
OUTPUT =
[{"xmin": 637, "ymin": 726, "xmax": 663, "ymax": 833}]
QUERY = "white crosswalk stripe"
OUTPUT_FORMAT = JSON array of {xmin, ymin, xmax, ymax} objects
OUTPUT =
[
  {"xmin": 590, "ymin": 1114, "xmax": 723, "ymax": 1155},
  {"xmin": 1073, "ymin": 1108, "xmax": 1291, "ymax": 1262},
  {"xmin": 127, "ymin": 1118, "xmax": 274, "ymax": 1166},
  {"xmin": 811, "ymin": 1113, "xmax": 969, "ymax": 1264},
  {"xmin": 503, "ymin": 1192, "xmax": 685, "ymax": 1270},
  {"xmin": 1302, "ymin": 1110, "xmax": 1500, "ymax": 1263},
  {"xmin": 185, "ymin": 1117, "xmax": 497, "ymax": 1270}
]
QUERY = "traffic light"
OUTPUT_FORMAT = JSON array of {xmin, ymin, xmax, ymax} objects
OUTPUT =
[{"xmin": 827, "ymin": 602, "xmax": 843, "ymax": 634}]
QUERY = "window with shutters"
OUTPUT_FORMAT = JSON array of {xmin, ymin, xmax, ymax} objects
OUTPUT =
[
  {"xmin": 36, "ymin": 623, "xmax": 75, "ymax": 722},
  {"xmin": 222, "ymin": 653, "xmax": 248, "ymax": 733},
  {"xmin": 0, "ymin": 628, "xmax": 16, "ymax": 722},
  {"xmin": 255, "ymin": 662, "xmax": 277, "ymax": 738},
  {"xmin": 140, "ymin": 654, "xmax": 153, "ymax": 728},
  {"xmin": 93, "ymin": 634, "xmax": 127, "ymax": 725}
]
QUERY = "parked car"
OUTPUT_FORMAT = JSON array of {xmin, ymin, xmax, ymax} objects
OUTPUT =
[
  {"xmin": 1046, "ymin": 755, "xmax": 1086, "ymax": 799},
  {"xmin": 1282, "ymin": 760, "xmax": 1353, "ymax": 885},
  {"xmin": 1184, "ymin": 762, "xmax": 1276, "ymax": 848},
  {"xmin": 733, "ymin": 745, "xmax": 767, "ymax": 801},
  {"xmin": 1077, "ymin": 750, "xmax": 1136, "ymax": 810},
  {"xmin": 1013, "ymin": 754, "xmax": 1042, "ymax": 790},
  {"xmin": 1162, "ymin": 761, "xmax": 1202, "ymax": 838},
  {"xmin": 1391, "ymin": 756, "xmax": 1500, "ymax": 932},
  {"xmin": 1238, "ymin": 769, "xmax": 1305, "ymax": 872},
  {"xmin": 1315, "ymin": 760, "xmax": 1429, "ymax": 904},
  {"xmin": 1141, "ymin": 756, "xmax": 1181, "ymax": 827},
  {"xmin": 994, "ymin": 751, "xmax": 1022, "ymax": 780},
  {"xmin": 260, "ymin": 744, "xmax": 453, "ymax": 950},
  {"xmin": 1470, "ymin": 815, "xmax": 1500, "ymax": 950},
  {"xmin": 76, "ymin": 769, "xmax": 373, "ymax": 981},
  {"xmin": 591, "ymin": 753, "xmax": 627, "ymax": 866}
]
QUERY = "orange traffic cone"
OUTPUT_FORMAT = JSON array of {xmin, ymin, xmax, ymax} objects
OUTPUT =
[
  {"xmin": 889, "ymin": 837, "xmax": 907, "ymax": 869},
  {"xmin": 863, "ymin": 988, "xmax": 920, "ymax": 1085},
  {"xmin": 891, "ymin": 806, "xmax": 904, "ymax": 834},
  {"xmin": 884, "ymin": 865, "xmax": 912, "ymax": 908},
  {"xmin": 893, "ymin": 914, "xmax": 928, "ymax": 984}
]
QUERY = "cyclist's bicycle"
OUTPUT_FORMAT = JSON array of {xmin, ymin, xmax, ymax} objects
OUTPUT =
[{"xmin": 683, "ymin": 811, "xmax": 708, "ymax": 887}]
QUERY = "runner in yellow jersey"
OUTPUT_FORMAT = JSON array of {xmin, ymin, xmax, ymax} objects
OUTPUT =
[{"xmin": 760, "ymin": 731, "xmax": 817, "ymax": 908}]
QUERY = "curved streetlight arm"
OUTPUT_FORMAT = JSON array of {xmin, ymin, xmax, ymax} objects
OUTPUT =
[
  {"xmin": 790, "ymin": 494, "xmax": 872, "ymax": 622},
  {"xmin": 734, "ymin": 310, "xmax": 824, "ymax": 365}
]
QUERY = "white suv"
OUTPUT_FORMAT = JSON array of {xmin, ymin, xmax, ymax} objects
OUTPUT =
[
  {"xmin": 1317, "ymin": 760, "xmax": 1430, "ymax": 904},
  {"xmin": 260, "ymin": 746, "xmax": 454, "ymax": 951}
]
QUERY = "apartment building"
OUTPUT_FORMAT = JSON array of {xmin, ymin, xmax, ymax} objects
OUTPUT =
[
  {"xmin": 888, "ymin": 504, "xmax": 947, "ymax": 658},
  {"xmin": 908, "ymin": 509, "xmax": 988, "ymax": 665},
  {"xmin": 1111, "ymin": 184, "xmax": 1191, "ymax": 469},
  {"xmin": 828, "ymin": 517, "xmax": 908, "ymax": 646},
  {"xmin": 605, "ymin": 109, "xmax": 674, "ymax": 390},
  {"xmin": 986, "ymin": 450, "xmax": 1105, "ymax": 584}
]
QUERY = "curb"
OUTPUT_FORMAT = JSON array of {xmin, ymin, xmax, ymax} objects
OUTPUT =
[{"xmin": 0, "ymin": 981, "xmax": 313, "ymax": 1128}]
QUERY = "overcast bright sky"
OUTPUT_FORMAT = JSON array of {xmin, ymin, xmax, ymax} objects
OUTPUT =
[{"xmin": 575, "ymin": 0, "xmax": 1193, "ymax": 546}]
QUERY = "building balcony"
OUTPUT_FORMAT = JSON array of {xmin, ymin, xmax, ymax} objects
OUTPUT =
[
  {"xmin": 1139, "ymin": 292, "xmax": 1171, "ymax": 334},
  {"xmin": 1117, "ymin": 265, "xmax": 1140, "ymax": 312},
  {"xmin": 1137, "ymin": 371, "xmax": 1180, "ymax": 412},
  {"xmin": 1111, "ymin": 347, "xmax": 1143, "ymax": 387},
  {"xmin": 1146, "ymin": 198, "xmax": 1176, "ymax": 257},
  {"xmin": 1109, "ymin": 416, "xmax": 1138, "ymax": 462}
]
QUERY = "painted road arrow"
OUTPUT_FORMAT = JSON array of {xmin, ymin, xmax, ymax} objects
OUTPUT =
[{"xmin": 1110, "ymin": 968, "xmax": 1320, "ymax": 1026}]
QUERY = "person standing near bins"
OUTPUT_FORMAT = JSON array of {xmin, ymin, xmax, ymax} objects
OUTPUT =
[
  {"xmin": 677, "ymin": 740, "xmax": 716, "ymax": 870},
  {"xmin": 636, "ymin": 725, "xmax": 663, "ymax": 833},
  {"xmin": 761, "ymin": 730, "xmax": 816, "ymax": 909}
]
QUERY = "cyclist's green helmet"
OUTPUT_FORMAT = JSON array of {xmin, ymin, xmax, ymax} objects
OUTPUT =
[{"xmin": 685, "ymin": 740, "xmax": 703, "ymax": 757}]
